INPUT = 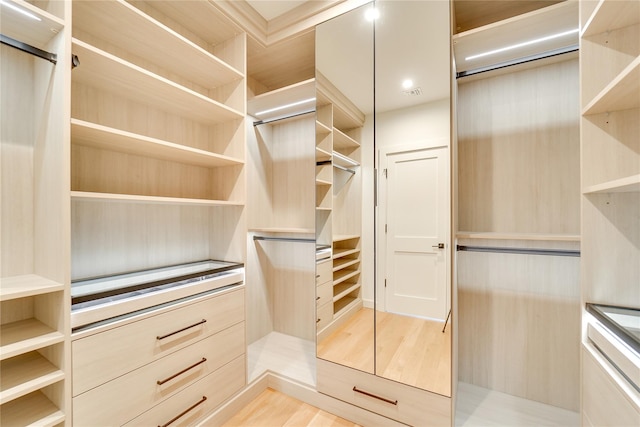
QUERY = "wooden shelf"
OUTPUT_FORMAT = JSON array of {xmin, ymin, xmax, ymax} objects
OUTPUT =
[
  {"xmin": 332, "ymin": 258, "xmax": 360, "ymax": 272},
  {"xmin": 333, "ymin": 295, "xmax": 359, "ymax": 318},
  {"xmin": 249, "ymin": 227, "xmax": 315, "ymax": 234},
  {"xmin": 316, "ymin": 147, "xmax": 332, "ymax": 162},
  {"xmin": 248, "ymin": 79, "xmax": 315, "ymax": 120},
  {"xmin": 72, "ymin": 0, "xmax": 243, "ymax": 89},
  {"xmin": 453, "ymin": 1, "xmax": 578, "ymax": 73},
  {"xmin": 456, "ymin": 232, "xmax": 581, "ymax": 242},
  {"xmin": 0, "ymin": 0, "xmax": 64, "ymax": 50},
  {"xmin": 333, "ymin": 269, "xmax": 360, "ymax": 287},
  {"xmin": 0, "ymin": 275, "xmax": 64, "ymax": 302},
  {"xmin": 316, "ymin": 178, "xmax": 332, "ymax": 186},
  {"xmin": 0, "ymin": 319, "xmax": 64, "ymax": 361},
  {"xmin": 333, "ymin": 235, "xmax": 360, "ymax": 243},
  {"xmin": 333, "ymin": 282, "xmax": 361, "ymax": 302},
  {"xmin": 582, "ymin": 57, "xmax": 640, "ymax": 115},
  {"xmin": 0, "ymin": 352, "xmax": 64, "ymax": 404},
  {"xmin": 316, "ymin": 207, "xmax": 332, "ymax": 212},
  {"xmin": 582, "ymin": 0, "xmax": 640, "ymax": 37},
  {"xmin": 333, "ymin": 128, "xmax": 360, "ymax": 150},
  {"xmin": 70, "ymin": 191, "xmax": 244, "ymax": 207},
  {"xmin": 583, "ymin": 174, "xmax": 640, "ymax": 194},
  {"xmin": 332, "ymin": 248, "xmax": 359, "ymax": 260},
  {"xmin": 71, "ymin": 39, "xmax": 243, "ymax": 124},
  {"xmin": 316, "ymin": 120, "xmax": 332, "ymax": 135},
  {"xmin": 0, "ymin": 391, "xmax": 64, "ymax": 427},
  {"xmin": 71, "ymin": 119, "xmax": 243, "ymax": 168},
  {"xmin": 333, "ymin": 151, "xmax": 360, "ymax": 168}
]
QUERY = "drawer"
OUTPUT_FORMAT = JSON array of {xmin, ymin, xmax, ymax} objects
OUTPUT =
[
  {"xmin": 316, "ymin": 259, "xmax": 332, "ymax": 285},
  {"xmin": 316, "ymin": 302, "xmax": 333, "ymax": 331},
  {"xmin": 123, "ymin": 356, "xmax": 245, "ymax": 427},
  {"xmin": 317, "ymin": 359, "xmax": 451, "ymax": 426},
  {"xmin": 317, "ymin": 281, "xmax": 332, "ymax": 308},
  {"xmin": 73, "ymin": 287, "xmax": 244, "ymax": 396},
  {"xmin": 73, "ymin": 322, "xmax": 245, "ymax": 426}
]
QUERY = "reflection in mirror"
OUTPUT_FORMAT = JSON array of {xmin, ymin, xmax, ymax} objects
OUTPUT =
[
  {"xmin": 315, "ymin": 2, "xmax": 374, "ymax": 374},
  {"xmin": 374, "ymin": 0, "xmax": 451, "ymax": 396}
]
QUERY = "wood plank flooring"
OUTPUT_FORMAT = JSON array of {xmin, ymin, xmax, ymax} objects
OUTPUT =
[{"xmin": 222, "ymin": 388, "xmax": 361, "ymax": 427}]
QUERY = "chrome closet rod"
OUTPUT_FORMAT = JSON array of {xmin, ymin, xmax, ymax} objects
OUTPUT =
[
  {"xmin": 456, "ymin": 245, "xmax": 580, "ymax": 257},
  {"xmin": 333, "ymin": 163, "xmax": 356, "ymax": 175},
  {"xmin": 253, "ymin": 110, "xmax": 315, "ymax": 126},
  {"xmin": 253, "ymin": 236, "xmax": 316, "ymax": 243},
  {"xmin": 1, "ymin": 34, "xmax": 57, "ymax": 64}
]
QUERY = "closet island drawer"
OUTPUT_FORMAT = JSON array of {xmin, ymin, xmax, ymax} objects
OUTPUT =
[
  {"xmin": 317, "ymin": 359, "xmax": 451, "ymax": 426},
  {"xmin": 73, "ymin": 287, "xmax": 244, "ymax": 396},
  {"xmin": 317, "ymin": 302, "xmax": 333, "ymax": 331},
  {"xmin": 317, "ymin": 260, "xmax": 332, "ymax": 285},
  {"xmin": 73, "ymin": 322, "xmax": 244, "ymax": 426},
  {"xmin": 124, "ymin": 356, "xmax": 245, "ymax": 427},
  {"xmin": 317, "ymin": 281, "xmax": 332, "ymax": 307}
]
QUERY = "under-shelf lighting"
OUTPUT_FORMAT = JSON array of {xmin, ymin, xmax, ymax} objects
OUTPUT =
[
  {"xmin": 465, "ymin": 28, "xmax": 579, "ymax": 61},
  {"xmin": 254, "ymin": 97, "xmax": 316, "ymax": 117},
  {"xmin": 0, "ymin": 0, "xmax": 42, "ymax": 21}
]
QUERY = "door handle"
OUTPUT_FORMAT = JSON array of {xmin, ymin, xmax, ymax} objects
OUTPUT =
[{"xmin": 432, "ymin": 243, "xmax": 445, "ymax": 249}]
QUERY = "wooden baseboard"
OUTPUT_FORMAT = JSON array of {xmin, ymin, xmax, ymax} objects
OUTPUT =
[{"xmin": 197, "ymin": 370, "xmax": 405, "ymax": 427}]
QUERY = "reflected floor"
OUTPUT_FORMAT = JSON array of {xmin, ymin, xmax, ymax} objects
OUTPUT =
[{"xmin": 317, "ymin": 307, "xmax": 451, "ymax": 396}]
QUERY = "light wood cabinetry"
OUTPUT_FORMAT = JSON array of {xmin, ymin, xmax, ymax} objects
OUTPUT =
[
  {"xmin": 1, "ymin": 0, "xmax": 70, "ymax": 424},
  {"xmin": 72, "ymin": 286, "xmax": 245, "ymax": 426},
  {"xmin": 580, "ymin": 0, "xmax": 640, "ymax": 424},
  {"xmin": 316, "ymin": 75, "xmax": 364, "ymax": 340}
]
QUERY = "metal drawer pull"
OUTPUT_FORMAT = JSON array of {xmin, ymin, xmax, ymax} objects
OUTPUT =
[
  {"xmin": 158, "ymin": 396, "xmax": 207, "ymax": 427},
  {"xmin": 157, "ymin": 358, "xmax": 207, "ymax": 385},
  {"xmin": 156, "ymin": 319, "xmax": 206, "ymax": 340},
  {"xmin": 352, "ymin": 386, "xmax": 398, "ymax": 405}
]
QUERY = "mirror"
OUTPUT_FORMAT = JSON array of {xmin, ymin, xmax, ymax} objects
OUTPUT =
[{"xmin": 316, "ymin": 0, "xmax": 451, "ymax": 396}]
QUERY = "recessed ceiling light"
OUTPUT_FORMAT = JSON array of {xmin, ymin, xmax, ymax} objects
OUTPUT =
[
  {"xmin": 365, "ymin": 7, "xmax": 379, "ymax": 21},
  {"xmin": 465, "ymin": 28, "xmax": 579, "ymax": 61},
  {"xmin": 402, "ymin": 79, "xmax": 413, "ymax": 89},
  {"xmin": 255, "ymin": 98, "xmax": 316, "ymax": 117},
  {"xmin": 0, "ymin": 0, "xmax": 41, "ymax": 21}
]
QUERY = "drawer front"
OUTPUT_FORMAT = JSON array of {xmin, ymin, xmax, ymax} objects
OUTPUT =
[
  {"xmin": 73, "ymin": 322, "xmax": 245, "ymax": 426},
  {"xmin": 73, "ymin": 287, "xmax": 244, "ymax": 396},
  {"xmin": 123, "ymin": 356, "xmax": 245, "ymax": 427},
  {"xmin": 316, "ymin": 260, "xmax": 332, "ymax": 285},
  {"xmin": 317, "ymin": 281, "xmax": 332, "ymax": 308},
  {"xmin": 317, "ymin": 359, "xmax": 451, "ymax": 426},
  {"xmin": 316, "ymin": 302, "xmax": 333, "ymax": 331}
]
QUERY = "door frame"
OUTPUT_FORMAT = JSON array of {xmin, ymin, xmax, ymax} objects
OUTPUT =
[{"xmin": 376, "ymin": 138, "xmax": 451, "ymax": 317}]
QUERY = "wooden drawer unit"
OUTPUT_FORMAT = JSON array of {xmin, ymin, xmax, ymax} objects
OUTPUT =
[
  {"xmin": 316, "ymin": 259, "xmax": 332, "ymax": 285},
  {"xmin": 317, "ymin": 359, "xmax": 451, "ymax": 426},
  {"xmin": 317, "ymin": 281, "xmax": 332, "ymax": 308},
  {"xmin": 73, "ymin": 322, "xmax": 244, "ymax": 426},
  {"xmin": 73, "ymin": 287, "xmax": 244, "ymax": 396},
  {"xmin": 317, "ymin": 302, "xmax": 333, "ymax": 331},
  {"xmin": 123, "ymin": 356, "xmax": 245, "ymax": 427}
]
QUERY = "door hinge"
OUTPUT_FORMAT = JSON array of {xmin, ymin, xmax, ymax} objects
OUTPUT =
[{"xmin": 383, "ymin": 168, "xmax": 387, "ymax": 178}]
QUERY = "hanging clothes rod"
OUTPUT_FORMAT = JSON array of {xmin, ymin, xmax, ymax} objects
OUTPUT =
[
  {"xmin": 253, "ymin": 110, "xmax": 315, "ymax": 126},
  {"xmin": 253, "ymin": 236, "xmax": 316, "ymax": 244},
  {"xmin": 456, "ymin": 45, "xmax": 577, "ymax": 79},
  {"xmin": 1, "ymin": 34, "xmax": 57, "ymax": 64},
  {"xmin": 456, "ymin": 245, "xmax": 580, "ymax": 257},
  {"xmin": 333, "ymin": 163, "xmax": 356, "ymax": 175}
]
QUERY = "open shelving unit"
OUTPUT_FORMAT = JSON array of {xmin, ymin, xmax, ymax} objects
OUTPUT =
[
  {"xmin": 1, "ymin": 0, "xmax": 70, "ymax": 423},
  {"xmin": 580, "ymin": 0, "xmax": 640, "ymax": 424}
]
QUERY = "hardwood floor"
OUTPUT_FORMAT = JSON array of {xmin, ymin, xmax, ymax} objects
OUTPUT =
[
  {"xmin": 222, "ymin": 388, "xmax": 361, "ymax": 427},
  {"xmin": 317, "ymin": 308, "xmax": 451, "ymax": 396}
]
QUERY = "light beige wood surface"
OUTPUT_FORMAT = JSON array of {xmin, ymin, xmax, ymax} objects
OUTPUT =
[
  {"xmin": 582, "ymin": 0, "xmax": 640, "ymax": 36},
  {"xmin": 453, "ymin": 1, "xmax": 564, "ymax": 33},
  {"xmin": 247, "ymin": 332, "xmax": 315, "ymax": 386},
  {"xmin": 317, "ymin": 308, "xmax": 374, "ymax": 374},
  {"xmin": 0, "ymin": 275, "xmax": 64, "ymax": 301},
  {"xmin": 0, "ymin": 390, "xmax": 65, "ymax": 427},
  {"xmin": 223, "ymin": 387, "xmax": 360, "ymax": 427},
  {"xmin": 0, "ymin": 351, "xmax": 65, "ymax": 404},
  {"xmin": 0, "ymin": 0, "xmax": 64, "ymax": 50}
]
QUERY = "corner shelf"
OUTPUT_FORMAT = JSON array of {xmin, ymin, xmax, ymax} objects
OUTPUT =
[
  {"xmin": 582, "ymin": 0, "xmax": 640, "ymax": 37},
  {"xmin": 0, "ymin": 391, "xmax": 65, "ymax": 427},
  {"xmin": 333, "ymin": 128, "xmax": 360, "ymax": 150},
  {"xmin": 0, "ymin": 352, "xmax": 64, "ymax": 404},
  {"xmin": 0, "ymin": 319, "xmax": 65, "ymax": 361},
  {"xmin": 582, "ymin": 57, "xmax": 640, "ymax": 115},
  {"xmin": 583, "ymin": 174, "xmax": 640, "ymax": 194},
  {"xmin": 71, "ymin": 119, "xmax": 243, "ymax": 168},
  {"xmin": 70, "ymin": 191, "xmax": 244, "ymax": 207},
  {"xmin": 72, "ymin": 0, "xmax": 243, "ymax": 89},
  {"xmin": 71, "ymin": 39, "xmax": 243, "ymax": 124},
  {"xmin": 0, "ymin": 0, "xmax": 64, "ymax": 50},
  {"xmin": 0, "ymin": 275, "xmax": 64, "ymax": 301}
]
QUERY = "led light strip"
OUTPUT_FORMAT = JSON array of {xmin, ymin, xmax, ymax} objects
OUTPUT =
[
  {"xmin": 255, "ymin": 97, "xmax": 316, "ymax": 117},
  {"xmin": 465, "ymin": 28, "xmax": 579, "ymax": 61},
  {"xmin": 0, "ymin": 0, "xmax": 42, "ymax": 21}
]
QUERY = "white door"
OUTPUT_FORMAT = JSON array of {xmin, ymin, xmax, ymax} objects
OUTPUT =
[{"xmin": 382, "ymin": 146, "xmax": 448, "ymax": 320}]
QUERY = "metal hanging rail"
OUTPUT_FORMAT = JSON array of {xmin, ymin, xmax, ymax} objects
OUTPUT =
[
  {"xmin": 1, "ymin": 34, "xmax": 57, "ymax": 64},
  {"xmin": 456, "ymin": 245, "xmax": 580, "ymax": 257},
  {"xmin": 333, "ymin": 163, "xmax": 356, "ymax": 175},
  {"xmin": 253, "ymin": 236, "xmax": 316, "ymax": 244},
  {"xmin": 253, "ymin": 110, "xmax": 315, "ymax": 126}
]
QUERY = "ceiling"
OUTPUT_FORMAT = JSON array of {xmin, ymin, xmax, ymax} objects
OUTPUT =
[{"xmin": 246, "ymin": 0, "xmax": 307, "ymax": 20}]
